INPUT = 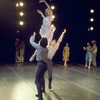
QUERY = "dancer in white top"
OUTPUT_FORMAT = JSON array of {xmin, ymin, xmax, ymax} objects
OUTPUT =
[
  {"xmin": 83, "ymin": 42, "xmax": 92, "ymax": 69},
  {"xmin": 47, "ymin": 29, "xmax": 67, "ymax": 89},
  {"xmin": 29, "ymin": 0, "xmax": 54, "ymax": 61},
  {"xmin": 37, "ymin": 0, "xmax": 53, "ymax": 42}
]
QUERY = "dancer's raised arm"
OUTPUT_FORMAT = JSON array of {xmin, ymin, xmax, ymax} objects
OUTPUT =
[
  {"xmin": 57, "ymin": 29, "xmax": 67, "ymax": 45},
  {"xmin": 39, "ymin": 0, "xmax": 53, "ymax": 20},
  {"xmin": 37, "ymin": 10, "xmax": 45, "ymax": 18}
]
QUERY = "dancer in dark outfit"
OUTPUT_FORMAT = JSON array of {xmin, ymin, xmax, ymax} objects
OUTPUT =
[{"xmin": 30, "ymin": 32, "xmax": 48, "ymax": 100}]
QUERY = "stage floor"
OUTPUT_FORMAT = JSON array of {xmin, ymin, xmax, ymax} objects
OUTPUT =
[{"xmin": 0, "ymin": 62, "xmax": 100, "ymax": 100}]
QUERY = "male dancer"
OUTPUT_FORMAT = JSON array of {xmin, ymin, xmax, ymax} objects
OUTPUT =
[
  {"xmin": 30, "ymin": 32, "xmax": 48, "ymax": 100},
  {"xmin": 47, "ymin": 29, "xmax": 67, "ymax": 89}
]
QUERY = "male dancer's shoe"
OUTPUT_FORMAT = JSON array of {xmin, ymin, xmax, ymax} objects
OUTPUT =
[
  {"xmin": 49, "ymin": 82, "xmax": 51, "ymax": 89},
  {"xmin": 48, "ymin": 78, "xmax": 52, "ymax": 89},
  {"xmin": 35, "ymin": 90, "xmax": 45, "ymax": 97}
]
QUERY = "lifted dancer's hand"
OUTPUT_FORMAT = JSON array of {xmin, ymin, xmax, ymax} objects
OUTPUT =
[
  {"xmin": 39, "ymin": 0, "xmax": 45, "ymax": 3},
  {"xmin": 37, "ymin": 10, "xmax": 42, "ymax": 14},
  {"xmin": 33, "ymin": 32, "xmax": 36, "ymax": 36}
]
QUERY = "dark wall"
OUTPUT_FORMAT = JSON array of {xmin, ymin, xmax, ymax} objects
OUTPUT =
[
  {"xmin": 0, "ymin": 0, "xmax": 16, "ymax": 63},
  {"xmin": 0, "ymin": 0, "xmax": 100, "ymax": 65}
]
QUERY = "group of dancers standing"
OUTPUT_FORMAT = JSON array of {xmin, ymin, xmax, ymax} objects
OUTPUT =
[
  {"xmin": 83, "ymin": 40, "xmax": 97, "ymax": 70},
  {"xmin": 29, "ymin": 0, "xmax": 66, "ymax": 100}
]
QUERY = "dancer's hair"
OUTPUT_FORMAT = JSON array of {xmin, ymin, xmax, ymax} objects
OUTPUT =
[
  {"xmin": 40, "ymin": 38, "xmax": 48, "ymax": 48},
  {"xmin": 92, "ymin": 40, "xmax": 96, "ymax": 44}
]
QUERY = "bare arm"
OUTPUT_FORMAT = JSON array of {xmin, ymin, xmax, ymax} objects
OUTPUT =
[
  {"xmin": 37, "ymin": 10, "xmax": 45, "ymax": 18},
  {"xmin": 29, "ymin": 50, "xmax": 37, "ymax": 62},
  {"xmin": 83, "ymin": 47, "xmax": 87, "ymax": 50},
  {"xmin": 30, "ymin": 32, "xmax": 41, "ymax": 49},
  {"xmin": 57, "ymin": 29, "xmax": 67, "ymax": 45},
  {"xmin": 53, "ymin": 29, "xmax": 67, "ymax": 51},
  {"xmin": 39, "ymin": 0, "xmax": 53, "ymax": 20},
  {"xmin": 62, "ymin": 47, "xmax": 65, "ymax": 56}
]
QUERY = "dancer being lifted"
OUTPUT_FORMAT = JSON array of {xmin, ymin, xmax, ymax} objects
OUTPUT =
[
  {"xmin": 37, "ymin": 0, "xmax": 53, "ymax": 45},
  {"xmin": 29, "ymin": 0, "xmax": 54, "ymax": 61}
]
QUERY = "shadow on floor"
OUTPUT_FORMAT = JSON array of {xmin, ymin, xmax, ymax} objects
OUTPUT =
[{"xmin": 44, "ymin": 90, "xmax": 63, "ymax": 100}]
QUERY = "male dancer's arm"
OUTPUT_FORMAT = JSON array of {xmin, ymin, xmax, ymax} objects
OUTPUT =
[
  {"xmin": 30, "ymin": 32, "xmax": 40, "ymax": 49},
  {"xmin": 29, "ymin": 50, "xmax": 37, "ymax": 62},
  {"xmin": 55, "ymin": 29, "xmax": 67, "ymax": 50},
  {"xmin": 48, "ymin": 29, "xmax": 66, "ymax": 60},
  {"xmin": 29, "ymin": 32, "xmax": 40, "ymax": 62}
]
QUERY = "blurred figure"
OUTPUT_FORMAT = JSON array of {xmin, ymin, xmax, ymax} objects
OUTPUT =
[
  {"xmin": 15, "ymin": 38, "xmax": 20, "ymax": 62},
  {"xmin": 62, "ymin": 43, "xmax": 70, "ymax": 66},
  {"xmin": 19, "ymin": 40, "xmax": 25, "ymax": 62},
  {"xmin": 90, "ymin": 40, "xmax": 97, "ymax": 69},
  {"xmin": 83, "ymin": 42, "xmax": 92, "ymax": 69}
]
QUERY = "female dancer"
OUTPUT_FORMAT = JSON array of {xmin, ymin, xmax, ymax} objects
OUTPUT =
[
  {"xmin": 37, "ymin": 0, "xmax": 53, "ymax": 44},
  {"xmin": 29, "ymin": 0, "xmax": 54, "ymax": 61},
  {"xmin": 29, "ymin": 26, "xmax": 56, "ymax": 62},
  {"xmin": 83, "ymin": 42, "xmax": 92, "ymax": 69},
  {"xmin": 30, "ymin": 32, "xmax": 48, "ymax": 100},
  {"xmin": 62, "ymin": 43, "xmax": 70, "ymax": 66}
]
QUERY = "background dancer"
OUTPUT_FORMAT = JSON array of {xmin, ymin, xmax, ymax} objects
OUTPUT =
[
  {"xmin": 90, "ymin": 40, "xmax": 98, "ymax": 69},
  {"xmin": 83, "ymin": 42, "xmax": 92, "ymax": 69},
  {"xmin": 62, "ymin": 43, "xmax": 70, "ymax": 67}
]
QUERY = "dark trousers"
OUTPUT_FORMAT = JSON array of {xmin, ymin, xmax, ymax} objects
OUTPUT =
[
  {"xmin": 35, "ymin": 61, "xmax": 47, "ymax": 100},
  {"xmin": 41, "ymin": 59, "xmax": 53, "ymax": 91}
]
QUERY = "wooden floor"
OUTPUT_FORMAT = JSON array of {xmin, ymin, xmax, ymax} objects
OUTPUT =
[{"xmin": 0, "ymin": 62, "xmax": 100, "ymax": 100}]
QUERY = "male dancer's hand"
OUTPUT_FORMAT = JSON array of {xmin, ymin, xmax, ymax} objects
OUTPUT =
[
  {"xmin": 62, "ymin": 29, "xmax": 67, "ymax": 35},
  {"xmin": 33, "ymin": 32, "xmax": 36, "ymax": 36}
]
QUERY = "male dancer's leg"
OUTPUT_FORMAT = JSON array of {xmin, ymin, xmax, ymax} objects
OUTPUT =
[
  {"xmin": 35, "ymin": 61, "xmax": 47, "ymax": 99},
  {"xmin": 47, "ymin": 59, "xmax": 53, "ymax": 89}
]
